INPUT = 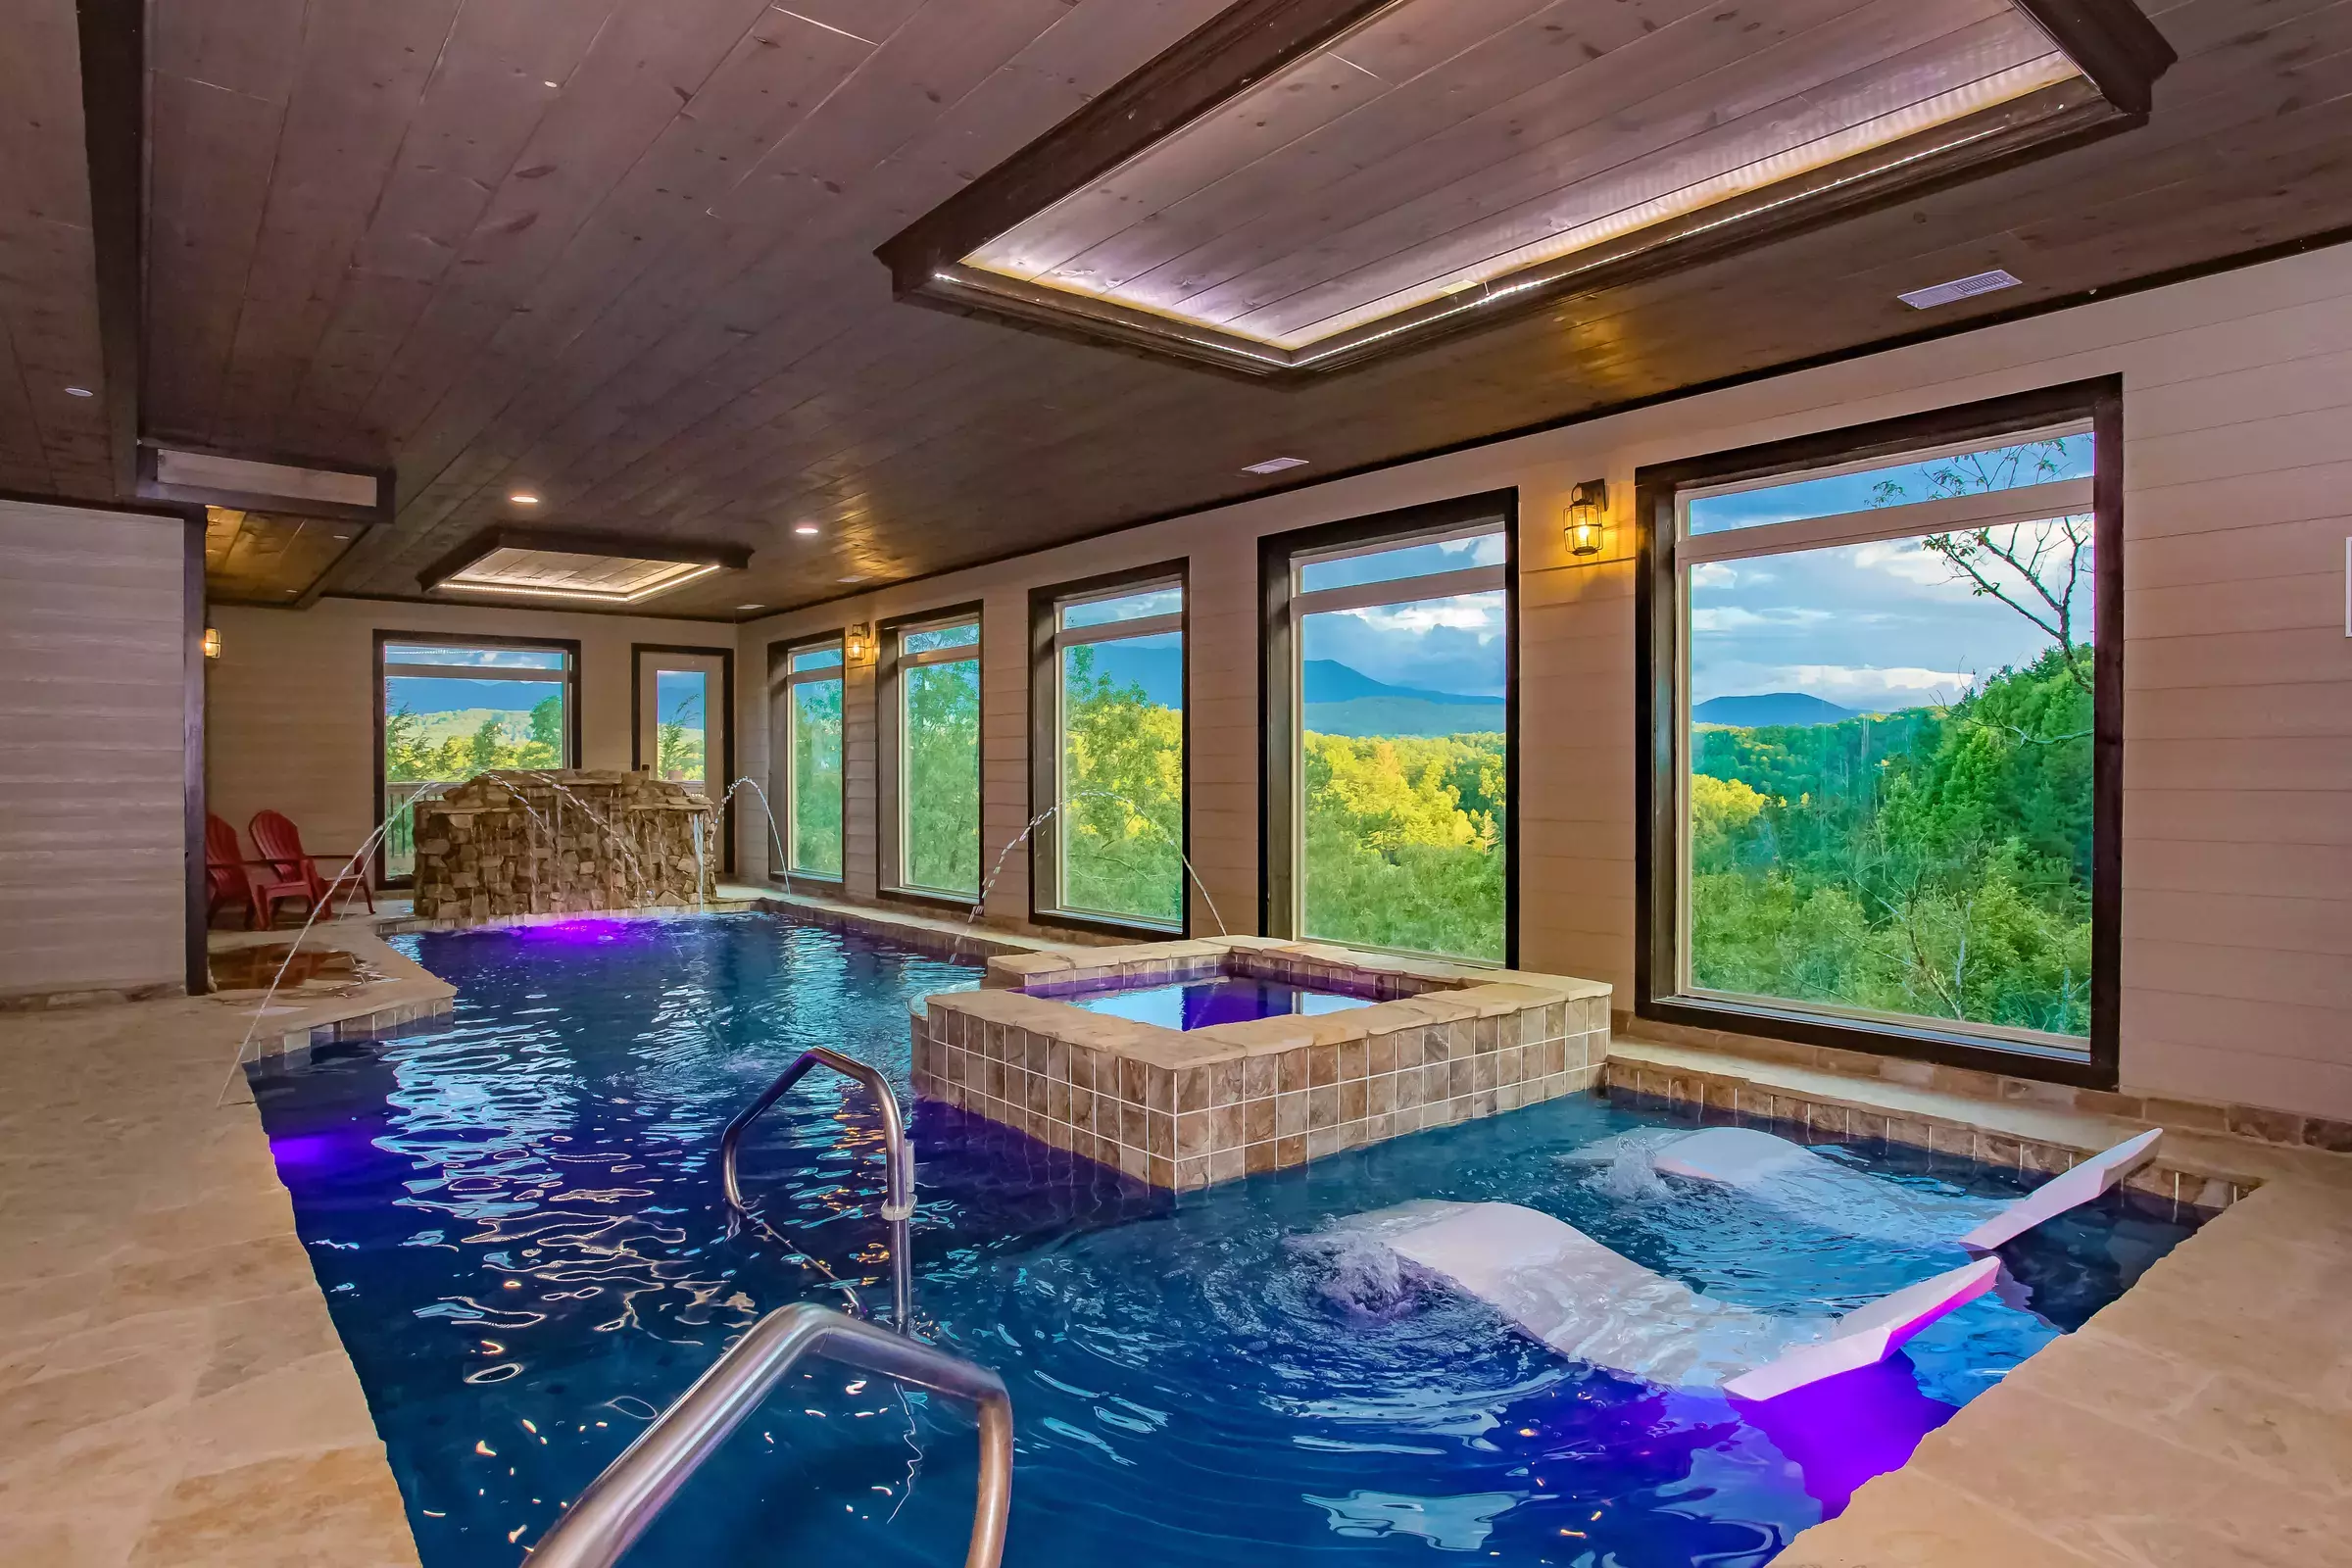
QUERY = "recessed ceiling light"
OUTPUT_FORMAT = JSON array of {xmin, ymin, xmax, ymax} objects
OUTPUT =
[
  {"xmin": 793, "ymin": 522, "xmax": 820, "ymax": 535},
  {"xmin": 1897, "ymin": 269, "xmax": 2022, "ymax": 310},
  {"xmin": 64, "ymin": 385, "xmax": 93, "ymax": 398},
  {"xmin": 1242, "ymin": 456, "xmax": 1308, "ymax": 474},
  {"xmin": 331, "ymin": 532, "xmax": 351, "ymax": 540},
  {"xmin": 509, "ymin": 491, "xmax": 540, "ymax": 505},
  {"xmin": 838, "ymin": 574, "xmax": 865, "ymax": 583},
  {"xmin": 736, "ymin": 603, "xmax": 765, "ymax": 611}
]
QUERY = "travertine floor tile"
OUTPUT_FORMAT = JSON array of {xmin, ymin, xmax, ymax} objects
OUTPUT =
[
  {"xmin": 1779, "ymin": 1469, "xmax": 2102, "ymax": 1567},
  {"xmin": 127, "ymin": 1445, "xmax": 416, "ymax": 1568}
]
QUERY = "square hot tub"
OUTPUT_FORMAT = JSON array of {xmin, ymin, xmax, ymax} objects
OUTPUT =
[{"xmin": 910, "ymin": 936, "xmax": 1610, "ymax": 1191}]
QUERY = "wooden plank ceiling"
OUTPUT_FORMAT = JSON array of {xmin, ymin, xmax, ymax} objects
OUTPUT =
[
  {"xmin": 102, "ymin": 0, "xmax": 2352, "ymax": 614},
  {"xmin": 0, "ymin": 0, "xmax": 113, "ymax": 498}
]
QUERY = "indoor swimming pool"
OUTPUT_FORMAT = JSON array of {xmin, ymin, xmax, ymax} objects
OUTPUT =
[{"xmin": 246, "ymin": 914, "xmax": 2199, "ymax": 1568}]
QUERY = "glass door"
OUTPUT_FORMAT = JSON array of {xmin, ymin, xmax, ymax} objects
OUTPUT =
[{"xmin": 634, "ymin": 646, "xmax": 731, "ymax": 862}]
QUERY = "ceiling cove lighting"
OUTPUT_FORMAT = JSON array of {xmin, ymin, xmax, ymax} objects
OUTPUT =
[
  {"xmin": 878, "ymin": 0, "xmax": 2173, "ymax": 379},
  {"xmin": 1242, "ymin": 456, "xmax": 1309, "ymax": 474},
  {"xmin": 417, "ymin": 528, "xmax": 752, "ymax": 606}
]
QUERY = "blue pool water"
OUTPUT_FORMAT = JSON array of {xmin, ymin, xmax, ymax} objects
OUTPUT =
[
  {"xmin": 246, "ymin": 915, "xmax": 2196, "ymax": 1568},
  {"xmin": 1058, "ymin": 974, "xmax": 1374, "ymax": 1029}
]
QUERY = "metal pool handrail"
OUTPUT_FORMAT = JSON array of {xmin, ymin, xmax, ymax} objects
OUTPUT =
[
  {"xmin": 523, "ymin": 1302, "xmax": 1014, "ymax": 1568},
  {"xmin": 719, "ymin": 1046, "xmax": 916, "ymax": 1329}
]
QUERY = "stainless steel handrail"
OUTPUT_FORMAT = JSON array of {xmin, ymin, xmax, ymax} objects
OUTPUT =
[
  {"xmin": 719, "ymin": 1046, "xmax": 915, "ymax": 1329},
  {"xmin": 524, "ymin": 1302, "xmax": 1013, "ymax": 1568}
]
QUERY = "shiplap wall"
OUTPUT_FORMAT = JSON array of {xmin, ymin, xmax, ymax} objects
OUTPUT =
[
  {"xmin": 0, "ymin": 502, "xmax": 190, "ymax": 1000},
  {"xmin": 206, "ymin": 598, "xmax": 732, "ymax": 879},
  {"xmin": 739, "ymin": 242, "xmax": 2352, "ymax": 1118}
]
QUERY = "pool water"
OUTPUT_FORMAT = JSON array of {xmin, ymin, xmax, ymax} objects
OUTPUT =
[
  {"xmin": 1057, "ymin": 974, "xmax": 1374, "ymax": 1029},
  {"xmin": 246, "ymin": 915, "xmax": 2197, "ymax": 1568}
]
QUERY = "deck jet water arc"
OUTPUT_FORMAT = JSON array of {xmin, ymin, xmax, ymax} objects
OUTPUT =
[
  {"xmin": 1567, "ymin": 1126, "xmax": 2163, "ymax": 1250},
  {"xmin": 1340, "ymin": 1200, "xmax": 1997, "ymax": 1402}
]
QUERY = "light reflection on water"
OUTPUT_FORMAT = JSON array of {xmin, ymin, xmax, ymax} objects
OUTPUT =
[{"xmin": 248, "ymin": 914, "xmax": 2196, "ymax": 1568}]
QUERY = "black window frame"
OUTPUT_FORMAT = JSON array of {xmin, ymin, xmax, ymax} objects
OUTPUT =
[
  {"xmin": 877, "ymin": 601, "xmax": 987, "ymax": 912},
  {"xmin": 371, "ymin": 629, "xmax": 581, "ymax": 890},
  {"xmin": 767, "ymin": 629, "xmax": 849, "ymax": 888},
  {"xmin": 1634, "ymin": 377, "xmax": 2124, "ymax": 1088},
  {"xmin": 1028, "ymin": 559, "xmax": 1192, "ymax": 940},
  {"xmin": 1257, "ymin": 489, "xmax": 1520, "ymax": 967}
]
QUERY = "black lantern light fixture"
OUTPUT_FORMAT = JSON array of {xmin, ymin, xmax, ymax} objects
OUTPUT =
[{"xmin": 1565, "ymin": 479, "xmax": 1608, "ymax": 558}]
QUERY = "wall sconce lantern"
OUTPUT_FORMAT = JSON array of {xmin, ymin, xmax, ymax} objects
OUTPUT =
[
  {"xmin": 846, "ymin": 622, "xmax": 874, "ymax": 664},
  {"xmin": 201, "ymin": 626, "xmax": 223, "ymax": 660},
  {"xmin": 1565, "ymin": 480, "xmax": 1608, "ymax": 558}
]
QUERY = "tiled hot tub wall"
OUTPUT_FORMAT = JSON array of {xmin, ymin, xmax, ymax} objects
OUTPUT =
[{"xmin": 910, "ymin": 937, "xmax": 1610, "ymax": 1190}]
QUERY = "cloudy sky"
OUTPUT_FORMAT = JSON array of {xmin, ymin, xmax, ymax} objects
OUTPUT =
[
  {"xmin": 1299, "ymin": 532, "xmax": 1508, "ymax": 697},
  {"xmin": 1689, "ymin": 522, "xmax": 2093, "ymax": 710}
]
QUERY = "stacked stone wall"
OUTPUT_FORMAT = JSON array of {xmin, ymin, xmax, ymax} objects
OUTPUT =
[{"xmin": 412, "ymin": 769, "xmax": 715, "ymax": 924}]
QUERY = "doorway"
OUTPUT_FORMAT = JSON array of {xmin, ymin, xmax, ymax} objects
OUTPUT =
[{"xmin": 633, "ymin": 644, "xmax": 734, "ymax": 875}]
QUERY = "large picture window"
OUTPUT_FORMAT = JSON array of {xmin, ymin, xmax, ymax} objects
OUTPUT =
[
  {"xmin": 779, "ymin": 638, "xmax": 844, "ymax": 880},
  {"xmin": 1637, "ymin": 382, "xmax": 2120, "ymax": 1082},
  {"xmin": 1263, "ymin": 496, "xmax": 1514, "ymax": 963},
  {"xmin": 883, "ymin": 610, "xmax": 981, "ymax": 901},
  {"xmin": 374, "ymin": 634, "xmax": 578, "ymax": 884},
  {"xmin": 1030, "ymin": 565, "xmax": 1187, "ymax": 933}
]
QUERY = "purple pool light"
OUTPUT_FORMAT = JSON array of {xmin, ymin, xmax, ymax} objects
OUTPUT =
[
  {"xmin": 1054, "ymin": 974, "xmax": 1375, "ymax": 1030},
  {"xmin": 514, "ymin": 917, "xmax": 637, "ymax": 944}
]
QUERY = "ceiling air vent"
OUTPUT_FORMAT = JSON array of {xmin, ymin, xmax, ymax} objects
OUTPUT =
[{"xmin": 1897, "ymin": 269, "xmax": 2024, "ymax": 310}]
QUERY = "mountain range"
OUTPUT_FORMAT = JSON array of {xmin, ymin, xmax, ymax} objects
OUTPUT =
[
  {"xmin": 1074, "ymin": 645, "xmax": 1506, "ymax": 738},
  {"xmin": 1691, "ymin": 692, "xmax": 1867, "ymax": 727}
]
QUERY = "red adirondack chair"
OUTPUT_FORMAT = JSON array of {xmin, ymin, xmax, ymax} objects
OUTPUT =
[
  {"xmin": 204, "ymin": 813, "xmax": 280, "ymax": 929},
  {"xmin": 248, "ymin": 809, "xmax": 374, "ymax": 926}
]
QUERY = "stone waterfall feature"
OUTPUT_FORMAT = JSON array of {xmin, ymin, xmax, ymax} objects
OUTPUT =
[{"xmin": 410, "ymin": 769, "xmax": 717, "ymax": 924}]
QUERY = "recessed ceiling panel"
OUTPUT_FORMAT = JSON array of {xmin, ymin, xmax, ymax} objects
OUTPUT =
[
  {"xmin": 884, "ymin": 0, "xmax": 2174, "ymax": 377},
  {"xmin": 418, "ymin": 529, "xmax": 753, "ymax": 606}
]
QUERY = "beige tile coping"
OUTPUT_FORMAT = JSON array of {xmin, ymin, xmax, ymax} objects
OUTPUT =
[
  {"xmin": 911, "ymin": 937, "xmax": 1611, "ymax": 1190},
  {"xmin": 1615, "ymin": 1009, "xmax": 2352, "ymax": 1156},
  {"xmin": 1603, "ymin": 1041, "xmax": 2258, "ymax": 1215},
  {"xmin": 206, "ymin": 920, "xmax": 457, "ymax": 1059}
]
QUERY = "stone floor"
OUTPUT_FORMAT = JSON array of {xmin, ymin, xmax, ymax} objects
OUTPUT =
[
  {"xmin": 0, "ymin": 935, "xmax": 424, "ymax": 1568},
  {"xmin": 5, "ymin": 903, "xmax": 2347, "ymax": 1567}
]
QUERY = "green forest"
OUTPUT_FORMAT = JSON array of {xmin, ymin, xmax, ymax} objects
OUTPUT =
[
  {"xmin": 1301, "ymin": 731, "xmax": 1504, "ymax": 960},
  {"xmin": 1688, "ymin": 645, "xmax": 2093, "ymax": 1036},
  {"xmin": 384, "ymin": 695, "xmax": 564, "ymax": 782},
  {"xmin": 790, "ymin": 680, "xmax": 844, "ymax": 877},
  {"xmin": 1053, "ymin": 644, "xmax": 1506, "ymax": 955}
]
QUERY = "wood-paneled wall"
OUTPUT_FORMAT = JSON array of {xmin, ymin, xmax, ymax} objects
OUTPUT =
[
  {"xmin": 0, "ymin": 501, "xmax": 190, "ymax": 1000},
  {"xmin": 739, "ymin": 241, "xmax": 2352, "ymax": 1118},
  {"xmin": 205, "ymin": 599, "xmax": 731, "ymax": 881}
]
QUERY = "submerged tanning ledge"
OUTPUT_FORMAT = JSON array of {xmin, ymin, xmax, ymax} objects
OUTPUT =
[
  {"xmin": 1360, "ymin": 1201, "xmax": 1996, "ymax": 1403},
  {"xmin": 1570, "ymin": 1126, "xmax": 2164, "ymax": 1251}
]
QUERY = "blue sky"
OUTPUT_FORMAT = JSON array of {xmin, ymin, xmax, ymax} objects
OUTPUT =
[{"xmin": 1689, "ymin": 523, "xmax": 2093, "ymax": 709}]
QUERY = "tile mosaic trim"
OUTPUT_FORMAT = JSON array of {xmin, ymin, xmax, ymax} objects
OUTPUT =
[
  {"xmin": 1600, "ymin": 1058, "xmax": 2249, "ymax": 1217},
  {"xmin": 912, "ymin": 937, "xmax": 1612, "ymax": 1191},
  {"xmin": 1614, "ymin": 1011, "xmax": 2352, "ymax": 1158},
  {"xmin": 263, "ymin": 996, "xmax": 457, "ymax": 1059}
]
